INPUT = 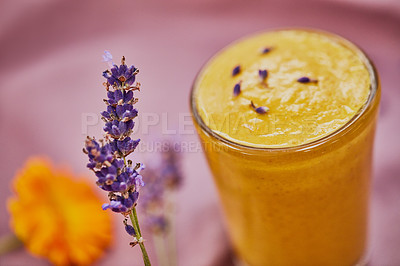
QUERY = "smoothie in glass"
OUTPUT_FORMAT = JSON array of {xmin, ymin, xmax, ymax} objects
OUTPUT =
[{"xmin": 191, "ymin": 29, "xmax": 380, "ymax": 265}]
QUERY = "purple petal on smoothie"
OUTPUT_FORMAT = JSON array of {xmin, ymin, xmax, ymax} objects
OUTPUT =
[
  {"xmin": 232, "ymin": 65, "xmax": 241, "ymax": 76},
  {"xmin": 233, "ymin": 82, "xmax": 241, "ymax": 97}
]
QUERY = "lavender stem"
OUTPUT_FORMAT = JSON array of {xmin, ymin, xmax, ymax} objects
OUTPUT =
[
  {"xmin": 152, "ymin": 233, "xmax": 169, "ymax": 266},
  {"xmin": 130, "ymin": 208, "xmax": 151, "ymax": 266},
  {"xmin": 166, "ymin": 193, "xmax": 177, "ymax": 266},
  {"xmin": 139, "ymin": 243, "xmax": 151, "ymax": 266}
]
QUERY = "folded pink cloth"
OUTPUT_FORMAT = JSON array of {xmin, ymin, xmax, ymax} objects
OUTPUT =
[{"xmin": 0, "ymin": 0, "xmax": 399, "ymax": 265}]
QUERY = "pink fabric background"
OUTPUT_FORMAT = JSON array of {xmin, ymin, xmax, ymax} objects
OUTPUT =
[{"xmin": 0, "ymin": 0, "xmax": 399, "ymax": 265}]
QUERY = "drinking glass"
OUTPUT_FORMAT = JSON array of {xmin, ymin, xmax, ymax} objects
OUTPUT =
[{"xmin": 190, "ymin": 29, "xmax": 380, "ymax": 265}]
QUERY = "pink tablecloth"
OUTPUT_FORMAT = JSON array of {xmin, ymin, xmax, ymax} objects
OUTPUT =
[{"xmin": 0, "ymin": 0, "xmax": 399, "ymax": 265}]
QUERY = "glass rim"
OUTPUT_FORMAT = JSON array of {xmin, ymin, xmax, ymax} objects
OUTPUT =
[{"xmin": 190, "ymin": 28, "xmax": 379, "ymax": 152}]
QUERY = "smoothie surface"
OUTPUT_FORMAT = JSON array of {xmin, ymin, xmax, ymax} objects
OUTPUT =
[{"xmin": 194, "ymin": 30, "xmax": 371, "ymax": 148}]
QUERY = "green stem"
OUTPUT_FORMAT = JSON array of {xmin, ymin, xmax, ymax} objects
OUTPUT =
[
  {"xmin": 132, "ymin": 207, "xmax": 142, "ymax": 236},
  {"xmin": 152, "ymin": 233, "xmax": 169, "ymax": 266},
  {"xmin": 166, "ymin": 193, "xmax": 177, "ymax": 266},
  {"xmin": 130, "ymin": 208, "xmax": 151, "ymax": 266},
  {"xmin": 138, "ymin": 242, "xmax": 151, "ymax": 266},
  {"xmin": 121, "ymin": 151, "xmax": 150, "ymax": 266}
]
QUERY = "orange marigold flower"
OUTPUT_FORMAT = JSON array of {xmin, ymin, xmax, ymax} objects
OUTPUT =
[{"xmin": 7, "ymin": 157, "xmax": 113, "ymax": 265}]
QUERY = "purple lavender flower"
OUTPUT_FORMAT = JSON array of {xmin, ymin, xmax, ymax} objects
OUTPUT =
[
  {"xmin": 85, "ymin": 137, "xmax": 143, "ymax": 196},
  {"xmin": 233, "ymin": 81, "xmax": 241, "ymax": 97},
  {"xmin": 297, "ymin": 76, "xmax": 318, "ymax": 83},
  {"xmin": 114, "ymin": 137, "xmax": 140, "ymax": 156},
  {"xmin": 140, "ymin": 141, "xmax": 183, "ymax": 234},
  {"xmin": 102, "ymin": 56, "xmax": 139, "ymax": 87},
  {"xmin": 85, "ymin": 138, "xmax": 114, "ymax": 168},
  {"xmin": 147, "ymin": 215, "xmax": 168, "ymax": 234},
  {"xmin": 101, "ymin": 192, "xmax": 139, "ymax": 212},
  {"xmin": 124, "ymin": 219, "xmax": 136, "ymax": 236},
  {"xmin": 259, "ymin": 69, "xmax": 268, "ymax": 82},
  {"xmin": 261, "ymin": 47, "xmax": 272, "ymax": 54},
  {"xmin": 232, "ymin": 65, "xmax": 241, "ymax": 76},
  {"xmin": 159, "ymin": 142, "xmax": 182, "ymax": 188},
  {"xmin": 250, "ymin": 101, "xmax": 269, "ymax": 114},
  {"xmin": 102, "ymin": 50, "xmax": 114, "ymax": 68},
  {"xmin": 103, "ymin": 120, "xmax": 135, "ymax": 139},
  {"xmin": 85, "ymin": 53, "xmax": 152, "ymax": 264},
  {"xmin": 83, "ymin": 55, "xmax": 143, "ymax": 216}
]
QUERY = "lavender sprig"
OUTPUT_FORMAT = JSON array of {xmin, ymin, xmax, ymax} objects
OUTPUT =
[
  {"xmin": 232, "ymin": 65, "xmax": 241, "ymax": 76},
  {"xmin": 102, "ymin": 50, "xmax": 114, "ymax": 68},
  {"xmin": 141, "ymin": 141, "xmax": 183, "ymax": 228},
  {"xmin": 261, "ymin": 47, "xmax": 273, "ymax": 54},
  {"xmin": 140, "ymin": 140, "xmax": 183, "ymax": 266},
  {"xmin": 297, "ymin": 76, "xmax": 318, "ymax": 83},
  {"xmin": 83, "ymin": 53, "xmax": 151, "ymax": 266},
  {"xmin": 258, "ymin": 69, "xmax": 270, "ymax": 88},
  {"xmin": 259, "ymin": 69, "xmax": 268, "ymax": 82},
  {"xmin": 250, "ymin": 100, "xmax": 269, "ymax": 114},
  {"xmin": 233, "ymin": 81, "xmax": 241, "ymax": 97}
]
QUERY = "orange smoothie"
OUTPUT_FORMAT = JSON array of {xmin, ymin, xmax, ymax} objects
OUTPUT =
[{"xmin": 191, "ymin": 29, "xmax": 380, "ymax": 265}]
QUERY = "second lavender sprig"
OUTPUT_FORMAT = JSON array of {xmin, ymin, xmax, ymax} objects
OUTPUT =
[{"xmin": 83, "ymin": 52, "xmax": 151, "ymax": 266}]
